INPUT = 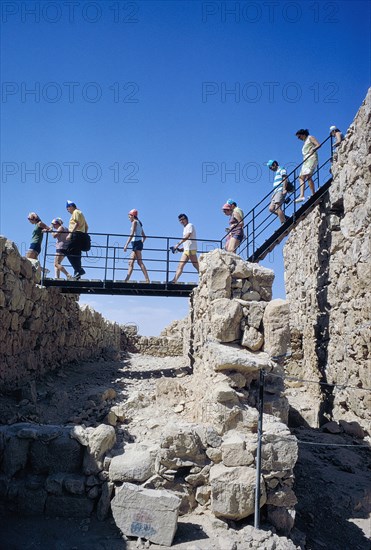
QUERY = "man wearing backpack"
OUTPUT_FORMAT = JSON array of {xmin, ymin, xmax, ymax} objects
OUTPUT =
[
  {"xmin": 266, "ymin": 160, "xmax": 290, "ymax": 225},
  {"xmin": 65, "ymin": 200, "xmax": 89, "ymax": 280}
]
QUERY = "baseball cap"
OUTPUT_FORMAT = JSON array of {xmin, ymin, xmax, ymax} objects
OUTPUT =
[
  {"xmin": 66, "ymin": 200, "xmax": 76, "ymax": 208},
  {"xmin": 266, "ymin": 160, "xmax": 276, "ymax": 167},
  {"xmin": 329, "ymin": 126, "xmax": 337, "ymax": 132}
]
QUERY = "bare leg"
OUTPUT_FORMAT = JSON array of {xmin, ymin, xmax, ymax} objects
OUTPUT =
[
  {"xmin": 298, "ymin": 176, "xmax": 305, "ymax": 199},
  {"xmin": 190, "ymin": 254, "xmax": 199, "ymax": 273},
  {"xmin": 55, "ymin": 254, "xmax": 70, "ymax": 278},
  {"xmin": 171, "ymin": 253, "xmax": 189, "ymax": 283},
  {"xmin": 136, "ymin": 251, "xmax": 150, "ymax": 282},
  {"xmin": 125, "ymin": 253, "xmax": 135, "ymax": 281},
  {"xmin": 307, "ymin": 176, "xmax": 315, "ymax": 195}
]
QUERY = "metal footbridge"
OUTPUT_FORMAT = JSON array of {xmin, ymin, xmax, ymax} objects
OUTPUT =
[{"xmin": 42, "ymin": 136, "xmax": 335, "ymax": 297}]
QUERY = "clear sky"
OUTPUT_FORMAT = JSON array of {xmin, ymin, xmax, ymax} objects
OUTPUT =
[{"xmin": 1, "ymin": 0, "xmax": 370, "ymax": 334}]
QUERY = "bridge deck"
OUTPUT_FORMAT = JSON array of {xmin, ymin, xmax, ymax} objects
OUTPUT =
[{"xmin": 43, "ymin": 279, "xmax": 197, "ymax": 297}]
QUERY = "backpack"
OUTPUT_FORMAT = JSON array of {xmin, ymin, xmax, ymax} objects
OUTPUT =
[
  {"xmin": 81, "ymin": 233, "xmax": 91, "ymax": 252},
  {"xmin": 285, "ymin": 179, "xmax": 294, "ymax": 193}
]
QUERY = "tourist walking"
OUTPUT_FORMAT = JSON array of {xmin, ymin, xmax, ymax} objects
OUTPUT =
[
  {"xmin": 49, "ymin": 218, "xmax": 72, "ymax": 279},
  {"xmin": 26, "ymin": 213, "xmax": 50, "ymax": 272},
  {"xmin": 123, "ymin": 209, "xmax": 150, "ymax": 283},
  {"xmin": 65, "ymin": 200, "xmax": 88, "ymax": 280},
  {"xmin": 295, "ymin": 129, "xmax": 321, "ymax": 202},
  {"xmin": 222, "ymin": 200, "xmax": 244, "ymax": 252},
  {"xmin": 329, "ymin": 125, "xmax": 344, "ymax": 154},
  {"xmin": 266, "ymin": 160, "xmax": 290, "ymax": 224},
  {"xmin": 170, "ymin": 214, "xmax": 199, "ymax": 283}
]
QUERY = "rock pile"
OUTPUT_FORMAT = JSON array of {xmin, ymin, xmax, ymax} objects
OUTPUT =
[{"xmin": 283, "ymin": 88, "xmax": 371, "ymax": 431}]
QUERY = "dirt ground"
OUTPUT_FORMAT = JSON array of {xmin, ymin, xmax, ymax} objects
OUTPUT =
[{"xmin": 0, "ymin": 353, "xmax": 370, "ymax": 550}]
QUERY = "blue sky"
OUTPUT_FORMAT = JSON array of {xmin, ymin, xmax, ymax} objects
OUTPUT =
[{"xmin": 1, "ymin": 0, "xmax": 370, "ymax": 334}]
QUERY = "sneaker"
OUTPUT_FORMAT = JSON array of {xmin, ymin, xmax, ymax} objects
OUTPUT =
[
  {"xmin": 281, "ymin": 215, "xmax": 290, "ymax": 225},
  {"xmin": 79, "ymin": 269, "xmax": 86, "ymax": 276},
  {"xmin": 294, "ymin": 197, "xmax": 306, "ymax": 203},
  {"xmin": 66, "ymin": 274, "xmax": 73, "ymax": 280},
  {"xmin": 74, "ymin": 273, "xmax": 81, "ymax": 280}
]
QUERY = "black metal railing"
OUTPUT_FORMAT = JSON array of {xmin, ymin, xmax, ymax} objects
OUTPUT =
[
  {"xmin": 40, "ymin": 135, "xmax": 334, "ymax": 286},
  {"xmin": 221, "ymin": 134, "xmax": 334, "ymax": 260},
  {"xmin": 41, "ymin": 233, "xmax": 222, "ymax": 285}
]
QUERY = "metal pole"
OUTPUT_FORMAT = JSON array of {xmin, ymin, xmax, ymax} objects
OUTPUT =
[{"xmin": 254, "ymin": 368, "xmax": 265, "ymax": 529}]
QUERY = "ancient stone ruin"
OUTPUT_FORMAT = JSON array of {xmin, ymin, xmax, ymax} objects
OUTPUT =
[
  {"xmin": 1, "ymin": 90, "xmax": 370, "ymax": 549},
  {"xmin": 283, "ymin": 88, "xmax": 370, "ymax": 432},
  {"xmin": 0, "ymin": 239, "xmax": 299, "ymax": 548}
]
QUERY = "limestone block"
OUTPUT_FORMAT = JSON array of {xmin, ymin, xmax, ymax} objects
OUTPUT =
[
  {"xmin": 45, "ymin": 473, "xmax": 65, "ymax": 495},
  {"xmin": 209, "ymin": 299, "xmax": 243, "ymax": 342},
  {"xmin": 244, "ymin": 301, "xmax": 267, "ymax": 329},
  {"xmin": 263, "ymin": 299, "xmax": 290, "ymax": 358},
  {"xmin": 207, "ymin": 265, "xmax": 232, "ymax": 299},
  {"xmin": 64, "ymin": 474, "xmax": 86, "ymax": 495},
  {"xmin": 97, "ymin": 481, "xmax": 114, "ymax": 521},
  {"xmin": 221, "ymin": 432, "xmax": 254, "ymax": 467},
  {"xmin": 267, "ymin": 506, "xmax": 296, "ymax": 536},
  {"xmin": 206, "ymin": 447, "xmax": 222, "ymax": 463},
  {"xmin": 4, "ymin": 240, "xmax": 21, "ymax": 273},
  {"xmin": 45, "ymin": 495, "xmax": 94, "ymax": 517},
  {"xmin": 109, "ymin": 444, "xmax": 155, "ymax": 483},
  {"xmin": 339, "ymin": 419, "xmax": 365, "ymax": 438},
  {"xmin": 195, "ymin": 485, "xmax": 211, "ymax": 505},
  {"xmin": 261, "ymin": 421, "xmax": 298, "ymax": 471},
  {"xmin": 1, "ymin": 430, "xmax": 30, "ymax": 477},
  {"xmin": 212, "ymin": 382, "xmax": 240, "ymax": 405},
  {"xmin": 241, "ymin": 290, "xmax": 261, "ymax": 301},
  {"xmin": 87, "ymin": 424, "xmax": 116, "ymax": 460},
  {"xmin": 111, "ymin": 482, "xmax": 181, "ymax": 546},
  {"xmin": 30, "ymin": 431, "xmax": 83, "ymax": 474},
  {"xmin": 206, "ymin": 341, "xmax": 273, "ymax": 374},
  {"xmin": 242, "ymin": 326, "xmax": 264, "ymax": 351},
  {"xmin": 232, "ymin": 260, "xmax": 254, "ymax": 279},
  {"xmin": 159, "ymin": 424, "xmax": 206, "ymax": 468},
  {"xmin": 210, "ymin": 463, "xmax": 266, "ymax": 520},
  {"xmin": 266, "ymin": 487, "xmax": 297, "ymax": 507},
  {"xmin": 20, "ymin": 257, "xmax": 33, "ymax": 279}
]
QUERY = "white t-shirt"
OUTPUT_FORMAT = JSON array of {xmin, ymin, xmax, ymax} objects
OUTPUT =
[{"xmin": 183, "ymin": 223, "xmax": 197, "ymax": 252}]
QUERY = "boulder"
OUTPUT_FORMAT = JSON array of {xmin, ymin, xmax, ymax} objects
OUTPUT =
[
  {"xmin": 263, "ymin": 299, "xmax": 290, "ymax": 358},
  {"xmin": 111, "ymin": 482, "xmax": 181, "ymax": 546},
  {"xmin": 210, "ymin": 463, "xmax": 266, "ymax": 520},
  {"xmin": 205, "ymin": 341, "xmax": 273, "ymax": 374},
  {"xmin": 208, "ymin": 299, "xmax": 243, "ymax": 342},
  {"xmin": 109, "ymin": 444, "xmax": 155, "ymax": 483}
]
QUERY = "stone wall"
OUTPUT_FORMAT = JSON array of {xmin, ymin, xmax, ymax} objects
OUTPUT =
[
  {"xmin": 283, "ymin": 89, "xmax": 371, "ymax": 430},
  {"xmin": 121, "ymin": 319, "xmax": 185, "ymax": 357},
  {"xmin": 183, "ymin": 249, "xmax": 298, "ymax": 534},
  {"xmin": 0, "ymin": 237, "xmax": 121, "ymax": 391},
  {"xmin": 0, "ymin": 422, "xmax": 116, "ymax": 519}
]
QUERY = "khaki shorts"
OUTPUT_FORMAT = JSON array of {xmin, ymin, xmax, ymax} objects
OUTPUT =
[
  {"xmin": 270, "ymin": 189, "xmax": 284, "ymax": 208},
  {"xmin": 183, "ymin": 249, "xmax": 197, "ymax": 257}
]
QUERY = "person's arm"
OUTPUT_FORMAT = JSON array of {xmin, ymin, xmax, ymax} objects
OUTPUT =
[
  {"xmin": 38, "ymin": 221, "xmax": 49, "ymax": 231},
  {"xmin": 174, "ymin": 230, "xmax": 191, "ymax": 251},
  {"xmin": 334, "ymin": 131, "xmax": 342, "ymax": 146},
  {"xmin": 310, "ymin": 135, "xmax": 321, "ymax": 150},
  {"xmin": 141, "ymin": 228, "xmax": 146, "ymax": 243},
  {"xmin": 124, "ymin": 221, "xmax": 136, "ymax": 251},
  {"xmin": 281, "ymin": 171, "xmax": 288, "ymax": 194}
]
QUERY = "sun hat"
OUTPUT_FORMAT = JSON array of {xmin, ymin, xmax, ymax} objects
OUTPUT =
[
  {"xmin": 128, "ymin": 209, "xmax": 138, "ymax": 217},
  {"xmin": 28, "ymin": 212, "xmax": 39, "ymax": 220}
]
